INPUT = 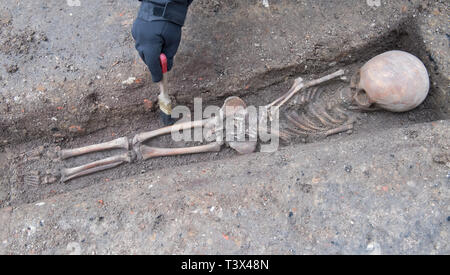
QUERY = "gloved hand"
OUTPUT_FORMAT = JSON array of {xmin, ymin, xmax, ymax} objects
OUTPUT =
[{"xmin": 132, "ymin": 19, "xmax": 181, "ymax": 83}]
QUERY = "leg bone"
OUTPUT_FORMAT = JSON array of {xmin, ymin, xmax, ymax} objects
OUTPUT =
[
  {"xmin": 61, "ymin": 153, "xmax": 132, "ymax": 182},
  {"xmin": 60, "ymin": 137, "xmax": 129, "ymax": 160},
  {"xmin": 132, "ymin": 119, "xmax": 209, "ymax": 146},
  {"xmin": 139, "ymin": 142, "xmax": 222, "ymax": 160}
]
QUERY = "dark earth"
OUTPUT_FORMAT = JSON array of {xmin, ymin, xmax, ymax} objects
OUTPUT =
[{"xmin": 0, "ymin": 0, "xmax": 449, "ymax": 254}]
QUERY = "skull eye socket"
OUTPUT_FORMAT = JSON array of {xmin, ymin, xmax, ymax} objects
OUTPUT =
[
  {"xmin": 353, "ymin": 89, "xmax": 371, "ymax": 108},
  {"xmin": 350, "ymin": 70, "xmax": 372, "ymax": 108}
]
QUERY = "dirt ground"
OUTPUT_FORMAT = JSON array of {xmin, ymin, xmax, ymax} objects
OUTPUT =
[{"xmin": 0, "ymin": 0, "xmax": 449, "ymax": 254}]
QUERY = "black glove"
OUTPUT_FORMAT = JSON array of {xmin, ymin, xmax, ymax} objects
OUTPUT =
[
  {"xmin": 132, "ymin": 0, "xmax": 193, "ymax": 83},
  {"xmin": 132, "ymin": 19, "xmax": 181, "ymax": 83}
]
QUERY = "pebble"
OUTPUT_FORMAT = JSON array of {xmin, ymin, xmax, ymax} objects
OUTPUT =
[
  {"xmin": 366, "ymin": 0, "xmax": 381, "ymax": 8},
  {"xmin": 67, "ymin": 0, "xmax": 81, "ymax": 7},
  {"xmin": 66, "ymin": 242, "xmax": 81, "ymax": 255},
  {"xmin": 122, "ymin": 77, "xmax": 136, "ymax": 85},
  {"xmin": 344, "ymin": 165, "xmax": 352, "ymax": 173},
  {"xmin": 367, "ymin": 241, "xmax": 382, "ymax": 255},
  {"xmin": 406, "ymin": 181, "xmax": 416, "ymax": 187}
]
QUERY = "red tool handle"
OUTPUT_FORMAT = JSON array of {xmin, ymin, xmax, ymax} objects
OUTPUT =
[{"xmin": 160, "ymin": 53, "xmax": 168, "ymax": 74}]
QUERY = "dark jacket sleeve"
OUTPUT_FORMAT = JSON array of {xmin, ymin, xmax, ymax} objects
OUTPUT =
[
  {"xmin": 137, "ymin": 0, "xmax": 192, "ymax": 26},
  {"xmin": 139, "ymin": 0, "xmax": 193, "ymax": 6}
]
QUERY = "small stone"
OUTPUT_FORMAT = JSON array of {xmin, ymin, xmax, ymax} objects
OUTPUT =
[
  {"xmin": 406, "ymin": 181, "xmax": 416, "ymax": 187},
  {"xmin": 363, "ymin": 170, "xmax": 370, "ymax": 177},
  {"xmin": 5, "ymin": 64, "xmax": 18, "ymax": 74},
  {"xmin": 366, "ymin": 0, "xmax": 381, "ymax": 8},
  {"xmin": 433, "ymin": 154, "xmax": 449, "ymax": 165},
  {"xmin": 42, "ymin": 176, "xmax": 57, "ymax": 185},
  {"xmin": 344, "ymin": 165, "xmax": 352, "ymax": 173},
  {"xmin": 122, "ymin": 77, "xmax": 135, "ymax": 85}
]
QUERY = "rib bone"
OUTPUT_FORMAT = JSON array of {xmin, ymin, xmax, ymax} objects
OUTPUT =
[
  {"xmin": 300, "ymin": 88, "xmax": 313, "ymax": 104},
  {"xmin": 308, "ymin": 104, "xmax": 336, "ymax": 127},
  {"xmin": 286, "ymin": 112, "xmax": 314, "ymax": 132},
  {"xmin": 317, "ymin": 105, "xmax": 345, "ymax": 124},
  {"xmin": 286, "ymin": 127, "xmax": 309, "ymax": 136},
  {"xmin": 61, "ymin": 153, "xmax": 132, "ymax": 182},
  {"xmin": 309, "ymin": 87, "xmax": 320, "ymax": 101},
  {"xmin": 299, "ymin": 112, "xmax": 327, "ymax": 131},
  {"xmin": 60, "ymin": 137, "xmax": 129, "ymax": 160},
  {"xmin": 325, "ymin": 120, "xmax": 355, "ymax": 137},
  {"xmin": 334, "ymin": 106, "xmax": 350, "ymax": 120}
]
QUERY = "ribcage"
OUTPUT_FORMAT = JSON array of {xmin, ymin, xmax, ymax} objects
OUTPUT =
[{"xmin": 283, "ymin": 85, "xmax": 355, "ymax": 139}]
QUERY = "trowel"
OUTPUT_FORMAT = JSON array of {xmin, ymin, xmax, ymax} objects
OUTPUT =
[{"xmin": 158, "ymin": 53, "xmax": 175, "ymax": 126}]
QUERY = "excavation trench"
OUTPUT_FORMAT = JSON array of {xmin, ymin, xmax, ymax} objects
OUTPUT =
[{"xmin": 0, "ymin": 18, "xmax": 448, "ymax": 208}]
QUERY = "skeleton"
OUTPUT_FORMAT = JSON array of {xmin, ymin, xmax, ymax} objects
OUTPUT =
[{"xmin": 46, "ymin": 50, "xmax": 428, "ymax": 183}]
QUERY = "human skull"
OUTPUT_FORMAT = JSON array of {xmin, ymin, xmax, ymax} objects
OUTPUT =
[{"xmin": 350, "ymin": 50, "xmax": 429, "ymax": 112}]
